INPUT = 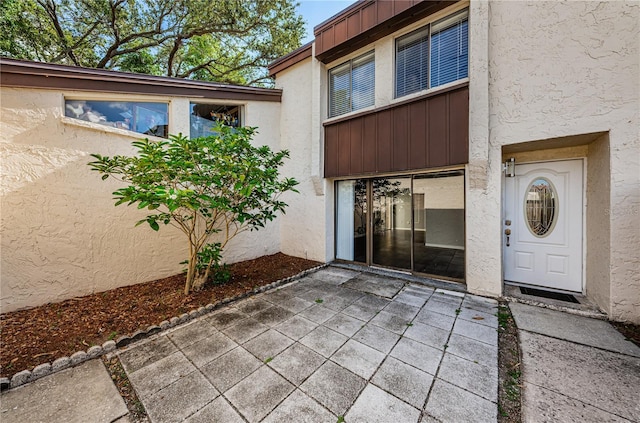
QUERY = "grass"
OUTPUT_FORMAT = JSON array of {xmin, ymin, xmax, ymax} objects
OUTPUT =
[
  {"xmin": 505, "ymin": 367, "xmax": 521, "ymax": 401},
  {"xmin": 315, "ymin": 298, "xmax": 324, "ymax": 304},
  {"xmin": 497, "ymin": 305, "xmax": 510, "ymax": 329}
]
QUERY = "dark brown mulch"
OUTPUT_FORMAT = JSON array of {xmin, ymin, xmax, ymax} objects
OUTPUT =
[
  {"xmin": 497, "ymin": 302, "xmax": 522, "ymax": 423},
  {"xmin": 611, "ymin": 321, "xmax": 640, "ymax": 347},
  {"xmin": 0, "ymin": 253, "xmax": 321, "ymax": 378}
]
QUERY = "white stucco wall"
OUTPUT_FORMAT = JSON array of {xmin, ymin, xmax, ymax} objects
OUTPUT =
[
  {"xmin": 0, "ymin": 87, "xmax": 282, "ymax": 312},
  {"xmin": 275, "ymin": 0, "xmax": 639, "ymax": 321},
  {"xmin": 486, "ymin": 1, "xmax": 639, "ymax": 322},
  {"xmin": 276, "ymin": 58, "xmax": 330, "ymax": 262}
]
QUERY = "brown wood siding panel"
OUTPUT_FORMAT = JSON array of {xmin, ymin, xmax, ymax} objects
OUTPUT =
[
  {"xmin": 362, "ymin": 114, "xmax": 377, "ymax": 173},
  {"xmin": 408, "ymin": 101, "xmax": 427, "ymax": 170},
  {"xmin": 334, "ymin": 19, "xmax": 348, "ymax": 45},
  {"xmin": 361, "ymin": 3, "xmax": 377, "ymax": 31},
  {"xmin": 349, "ymin": 119, "xmax": 364, "ymax": 174},
  {"xmin": 321, "ymin": 30, "xmax": 333, "ymax": 55},
  {"xmin": 448, "ymin": 88, "xmax": 469, "ymax": 165},
  {"xmin": 428, "ymin": 95, "xmax": 448, "ymax": 168},
  {"xmin": 392, "ymin": 105, "xmax": 409, "ymax": 171},
  {"xmin": 337, "ymin": 122, "xmax": 352, "ymax": 176},
  {"xmin": 325, "ymin": 125, "xmax": 339, "ymax": 177},
  {"xmin": 347, "ymin": 12, "xmax": 361, "ymax": 38},
  {"xmin": 377, "ymin": 1, "xmax": 393, "ymax": 22},
  {"xmin": 394, "ymin": 1, "xmax": 414, "ymax": 14},
  {"xmin": 376, "ymin": 110, "xmax": 392, "ymax": 171},
  {"xmin": 314, "ymin": 1, "xmax": 454, "ymax": 63},
  {"xmin": 324, "ymin": 85, "xmax": 468, "ymax": 178}
]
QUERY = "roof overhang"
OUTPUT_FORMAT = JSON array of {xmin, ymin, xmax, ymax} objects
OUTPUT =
[{"xmin": 0, "ymin": 58, "xmax": 282, "ymax": 102}]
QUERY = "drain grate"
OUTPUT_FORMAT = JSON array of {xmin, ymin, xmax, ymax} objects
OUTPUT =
[{"xmin": 520, "ymin": 287, "xmax": 579, "ymax": 303}]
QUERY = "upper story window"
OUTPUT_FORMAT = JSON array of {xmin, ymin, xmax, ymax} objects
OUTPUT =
[
  {"xmin": 65, "ymin": 100, "xmax": 169, "ymax": 138},
  {"xmin": 329, "ymin": 51, "xmax": 375, "ymax": 118},
  {"xmin": 395, "ymin": 10, "xmax": 468, "ymax": 98},
  {"xmin": 190, "ymin": 103, "xmax": 241, "ymax": 139}
]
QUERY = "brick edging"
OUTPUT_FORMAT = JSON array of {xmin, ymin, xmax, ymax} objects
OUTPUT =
[{"xmin": 0, "ymin": 263, "xmax": 328, "ymax": 391}]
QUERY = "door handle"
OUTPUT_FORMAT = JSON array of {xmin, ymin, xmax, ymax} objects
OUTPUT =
[{"xmin": 505, "ymin": 228, "xmax": 511, "ymax": 247}]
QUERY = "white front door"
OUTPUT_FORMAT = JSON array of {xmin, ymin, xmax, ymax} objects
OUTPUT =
[{"xmin": 504, "ymin": 160, "xmax": 583, "ymax": 292}]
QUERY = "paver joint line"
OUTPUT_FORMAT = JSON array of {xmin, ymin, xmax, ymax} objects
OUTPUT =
[{"xmin": 100, "ymin": 269, "xmax": 506, "ymax": 423}]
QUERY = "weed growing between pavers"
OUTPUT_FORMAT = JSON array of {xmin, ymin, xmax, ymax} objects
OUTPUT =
[
  {"xmin": 497, "ymin": 303, "xmax": 522, "ymax": 423},
  {"xmin": 102, "ymin": 354, "xmax": 147, "ymax": 422}
]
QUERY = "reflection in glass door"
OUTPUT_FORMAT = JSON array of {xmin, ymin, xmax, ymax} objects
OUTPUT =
[
  {"xmin": 335, "ymin": 172, "xmax": 465, "ymax": 280},
  {"xmin": 336, "ymin": 180, "xmax": 367, "ymax": 262},
  {"xmin": 372, "ymin": 178, "xmax": 412, "ymax": 270},
  {"xmin": 413, "ymin": 173, "xmax": 465, "ymax": 279}
]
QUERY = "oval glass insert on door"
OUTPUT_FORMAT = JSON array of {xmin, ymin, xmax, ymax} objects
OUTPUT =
[{"xmin": 524, "ymin": 178, "xmax": 557, "ymax": 237}]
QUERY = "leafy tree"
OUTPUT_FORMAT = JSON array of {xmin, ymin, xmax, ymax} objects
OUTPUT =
[
  {"xmin": 1, "ymin": 0, "xmax": 305, "ymax": 86},
  {"xmin": 88, "ymin": 125, "xmax": 298, "ymax": 294}
]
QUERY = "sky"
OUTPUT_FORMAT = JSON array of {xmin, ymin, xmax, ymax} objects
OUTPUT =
[{"xmin": 297, "ymin": 0, "xmax": 357, "ymax": 44}]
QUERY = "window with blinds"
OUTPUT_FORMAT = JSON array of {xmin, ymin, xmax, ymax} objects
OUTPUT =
[
  {"xmin": 329, "ymin": 51, "xmax": 375, "ymax": 118},
  {"xmin": 395, "ymin": 10, "xmax": 468, "ymax": 98}
]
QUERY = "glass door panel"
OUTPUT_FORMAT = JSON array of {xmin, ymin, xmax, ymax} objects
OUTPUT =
[
  {"xmin": 372, "ymin": 178, "xmax": 412, "ymax": 269},
  {"xmin": 336, "ymin": 180, "xmax": 367, "ymax": 262},
  {"xmin": 412, "ymin": 172, "xmax": 465, "ymax": 279}
]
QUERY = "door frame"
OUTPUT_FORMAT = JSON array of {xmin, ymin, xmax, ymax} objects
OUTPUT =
[
  {"xmin": 333, "ymin": 169, "xmax": 466, "ymax": 282},
  {"xmin": 501, "ymin": 157, "xmax": 587, "ymax": 294}
]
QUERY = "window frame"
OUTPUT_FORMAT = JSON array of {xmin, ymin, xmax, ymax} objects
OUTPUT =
[
  {"xmin": 189, "ymin": 102, "xmax": 243, "ymax": 139},
  {"xmin": 328, "ymin": 50, "xmax": 375, "ymax": 118},
  {"xmin": 394, "ymin": 9, "xmax": 469, "ymax": 99},
  {"xmin": 64, "ymin": 98, "xmax": 170, "ymax": 138}
]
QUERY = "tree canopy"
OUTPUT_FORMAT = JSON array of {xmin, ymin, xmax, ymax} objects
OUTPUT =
[{"xmin": 1, "ymin": 0, "xmax": 305, "ymax": 86}]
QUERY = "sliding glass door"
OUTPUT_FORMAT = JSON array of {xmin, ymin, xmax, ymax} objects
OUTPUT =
[
  {"xmin": 335, "ymin": 171, "xmax": 465, "ymax": 280},
  {"xmin": 371, "ymin": 177, "xmax": 412, "ymax": 269},
  {"xmin": 413, "ymin": 173, "xmax": 465, "ymax": 279},
  {"xmin": 336, "ymin": 180, "xmax": 367, "ymax": 262}
]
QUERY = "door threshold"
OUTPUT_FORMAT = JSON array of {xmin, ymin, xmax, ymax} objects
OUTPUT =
[
  {"xmin": 331, "ymin": 262, "xmax": 467, "ymax": 294},
  {"xmin": 369, "ymin": 265, "xmax": 411, "ymax": 275},
  {"xmin": 503, "ymin": 283, "xmax": 606, "ymax": 319}
]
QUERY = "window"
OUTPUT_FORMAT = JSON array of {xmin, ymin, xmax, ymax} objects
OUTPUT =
[
  {"xmin": 329, "ymin": 51, "xmax": 375, "ymax": 118},
  {"xmin": 65, "ymin": 100, "xmax": 168, "ymax": 138},
  {"xmin": 395, "ymin": 10, "xmax": 468, "ymax": 98},
  {"xmin": 190, "ymin": 103, "xmax": 240, "ymax": 139}
]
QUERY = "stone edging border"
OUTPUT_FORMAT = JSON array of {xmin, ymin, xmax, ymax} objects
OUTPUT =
[{"xmin": 0, "ymin": 263, "xmax": 328, "ymax": 391}]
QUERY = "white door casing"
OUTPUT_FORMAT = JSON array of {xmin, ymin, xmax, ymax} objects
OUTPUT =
[{"xmin": 504, "ymin": 160, "xmax": 583, "ymax": 292}]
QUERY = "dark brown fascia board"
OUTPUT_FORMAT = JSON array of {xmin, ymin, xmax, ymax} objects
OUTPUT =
[
  {"xmin": 267, "ymin": 42, "xmax": 313, "ymax": 77},
  {"xmin": 0, "ymin": 58, "xmax": 282, "ymax": 102},
  {"xmin": 323, "ymin": 81, "xmax": 468, "ymax": 126},
  {"xmin": 315, "ymin": 1, "xmax": 454, "ymax": 64}
]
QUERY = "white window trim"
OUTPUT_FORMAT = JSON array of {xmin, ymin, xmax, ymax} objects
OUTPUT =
[
  {"xmin": 393, "ymin": 9, "xmax": 469, "ymax": 99},
  {"xmin": 61, "ymin": 116, "xmax": 166, "ymax": 141},
  {"xmin": 328, "ymin": 50, "xmax": 375, "ymax": 118}
]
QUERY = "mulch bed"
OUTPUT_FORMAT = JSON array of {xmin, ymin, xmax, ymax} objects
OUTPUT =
[
  {"xmin": 0, "ymin": 253, "xmax": 321, "ymax": 378},
  {"xmin": 611, "ymin": 321, "xmax": 640, "ymax": 348}
]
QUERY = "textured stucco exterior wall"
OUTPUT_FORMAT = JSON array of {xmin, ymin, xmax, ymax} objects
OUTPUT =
[
  {"xmin": 466, "ymin": 0, "xmax": 502, "ymax": 297},
  {"xmin": 1, "ymin": 88, "xmax": 281, "ymax": 312},
  {"xmin": 587, "ymin": 135, "xmax": 612, "ymax": 315},
  {"xmin": 487, "ymin": 1, "xmax": 639, "ymax": 322},
  {"xmin": 276, "ymin": 59, "xmax": 329, "ymax": 262}
]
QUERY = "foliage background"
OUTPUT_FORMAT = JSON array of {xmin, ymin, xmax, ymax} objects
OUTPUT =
[{"xmin": 1, "ymin": 0, "xmax": 305, "ymax": 86}]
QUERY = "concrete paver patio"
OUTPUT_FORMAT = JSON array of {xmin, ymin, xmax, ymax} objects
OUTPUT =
[{"xmin": 118, "ymin": 267, "xmax": 499, "ymax": 422}]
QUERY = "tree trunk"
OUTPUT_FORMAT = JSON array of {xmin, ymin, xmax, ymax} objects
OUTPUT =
[{"xmin": 184, "ymin": 251, "xmax": 198, "ymax": 295}]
